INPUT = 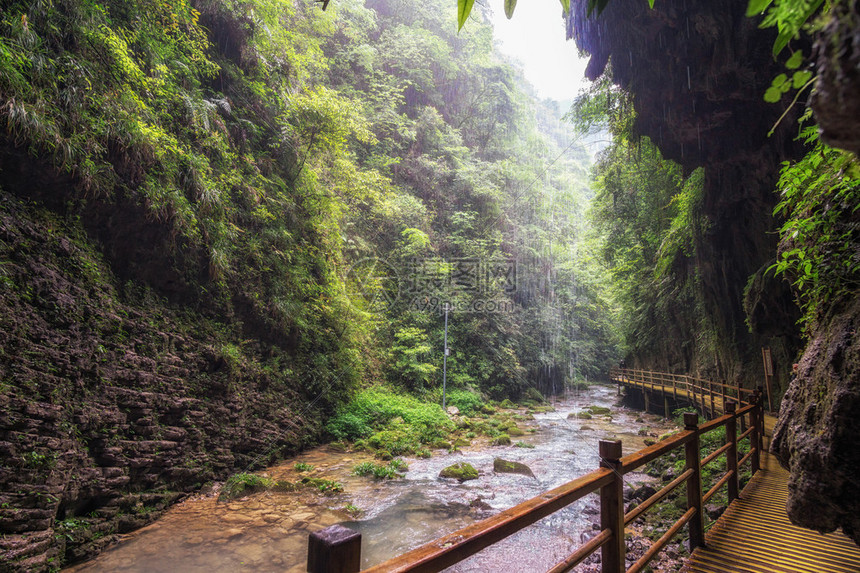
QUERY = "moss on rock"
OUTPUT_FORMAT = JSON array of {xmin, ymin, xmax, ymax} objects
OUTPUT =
[{"xmin": 439, "ymin": 462, "xmax": 479, "ymax": 481}]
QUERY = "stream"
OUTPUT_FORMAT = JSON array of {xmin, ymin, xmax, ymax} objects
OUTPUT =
[{"xmin": 66, "ymin": 383, "xmax": 678, "ymax": 572}]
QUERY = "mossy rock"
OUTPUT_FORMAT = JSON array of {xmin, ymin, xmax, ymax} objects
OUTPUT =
[
  {"xmin": 271, "ymin": 480, "xmax": 298, "ymax": 492},
  {"xmin": 569, "ymin": 412, "xmax": 592, "ymax": 419},
  {"xmin": 580, "ymin": 425, "xmax": 594, "ymax": 431},
  {"xmin": 493, "ymin": 458, "xmax": 535, "ymax": 478},
  {"xmin": 499, "ymin": 399, "xmax": 515, "ymax": 409},
  {"xmin": 431, "ymin": 440, "xmax": 451, "ymax": 449},
  {"xmin": 643, "ymin": 438, "xmax": 656, "ymax": 446},
  {"xmin": 439, "ymin": 462, "xmax": 479, "ymax": 481},
  {"xmin": 531, "ymin": 405, "xmax": 555, "ymax": 413},
  {"xmin": 480, "ymin": 405, "xmax": 496, "ymax": 414},
  {"xmin": 588, "ymin": 406, "xmax": 611, "ymax": 415},
  {"xmin": 492, "ymin": 434, "xmax": 511, "ymax": 446},
  {"xmin": 507, "ymin": 426, "xmax": 525, "ymax": 437},
  {"xmin": 219, "ymin": 473, "xmax": 272, "ymax": 500},
  {"xmin": 453, "ymin": 438, "xmax": 471, "ymax": 447}
]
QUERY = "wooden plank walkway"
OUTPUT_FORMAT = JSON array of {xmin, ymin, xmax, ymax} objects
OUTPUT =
[
  {"xmin": 685, "ymin": 446, "xmax": 860, "ymax": 572},
  {"xmin": 613, "ymin": 372, "xmax": 860, "ymax": 572}
]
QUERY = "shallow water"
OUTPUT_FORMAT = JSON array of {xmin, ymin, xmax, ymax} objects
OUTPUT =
[{"xmin": 66, "ymin": 384, "xmax": 677, "ymax": 572}]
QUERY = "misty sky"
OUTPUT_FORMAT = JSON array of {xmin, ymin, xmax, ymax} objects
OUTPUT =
[{"xmin": 488, "ymin": 1, "xmax": 591, "ymax": 101}]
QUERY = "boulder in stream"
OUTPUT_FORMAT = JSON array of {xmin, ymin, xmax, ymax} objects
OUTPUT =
[
  {"xmin": 493, "ymin": 458, "xmax": 535, "ymax": 478},
  {"xmin": 439, "ymin": 462, "xmax": 479, "ymax": 481}
]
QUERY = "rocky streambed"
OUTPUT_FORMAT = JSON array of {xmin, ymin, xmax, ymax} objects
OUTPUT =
[{"xmin": 65, "ymin": 383, "xmax": 685, "ymax": 572}]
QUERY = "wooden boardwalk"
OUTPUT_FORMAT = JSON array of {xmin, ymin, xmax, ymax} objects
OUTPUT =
[
  {"xmin": 686, "ymin": 447, "xmax": 860, "ymax": 573},
  {"xmin": 612, "ymin": 371, "xmax": 860, "ymax": 573}
]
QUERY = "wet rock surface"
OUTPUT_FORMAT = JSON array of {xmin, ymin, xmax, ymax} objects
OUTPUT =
[
  {"xmin": 811, "ymin": 1, "xmax": 860, "ymax": 155},
  {"xmin": 773, "ymin": 296, "xmax": 860, "ymax": 543},
  {"xmin": 492, "ymin": 458, "xmax": 535, "ymax": 478}
]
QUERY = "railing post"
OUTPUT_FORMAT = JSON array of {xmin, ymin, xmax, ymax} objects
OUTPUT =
[
  {"xmin": 684, "ymin": 412, "xmax": 705, "ymax": 551},
  {"xmin": 708, "ymin": 380, "xmax": 715, "ymax": 418},
  {"xmin": 308, "ymin": 524, "xmax": 362, "ymax": 573},
  {"xmin": 750, "ymin": 390, "xmax": 761, "ymax": 474},
  {"xmin": 599, "ymin": 440, "xmax": 625, "ymax": 573},
  {"xmin": 725, "ymin": 401, "xmax": 739, "ymax": 503},
  {"xmin": 757, "ymin": 385, "xmax": 766, "ymax": 452}
]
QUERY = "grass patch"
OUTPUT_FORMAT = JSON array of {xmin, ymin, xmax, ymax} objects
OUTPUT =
[
  {"xmin": 352, "ymin": 459, "xmax": 408, "ymax": 480},
  {"xmin": 220, "ymin": 473, "xmax": 272, "ymax": 500}
]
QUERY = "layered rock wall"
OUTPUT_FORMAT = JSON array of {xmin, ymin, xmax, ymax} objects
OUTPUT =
[{"xmin": 0, "ymin": 192, "xmax": 315, "ymax": 570}]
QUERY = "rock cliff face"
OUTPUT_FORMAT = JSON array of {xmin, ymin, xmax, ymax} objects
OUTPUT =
[
  {"xmin": 811, "ymin": 1, "xmax": 860, "ymax": 156},
  {"xmin": 567, "ymin": 0, "xmax": 803, "ymax": 393},
  {"xmin": 0, "ymin": 192, "xmax": 316, "ymax": 570},
  {"xmin": 772, "ymin": 296, "xmax": 860, "ymax": 543}
]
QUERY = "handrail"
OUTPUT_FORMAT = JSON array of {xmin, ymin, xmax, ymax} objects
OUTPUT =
[
  {"xmin": 308, "ymin": 373, "xmax": 765, "ymax": 573},
  {"xmin": 361, "ymin": 468, "xmax": 615, "ymax": 572},
  {"xmin": 610, "ymin": 367, "xmax": 755, "ymax": 397}
]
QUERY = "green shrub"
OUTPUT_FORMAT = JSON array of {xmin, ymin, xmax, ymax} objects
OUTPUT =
[
  {"xmin": 445, "ymin": 389, "xmax": 484, "ymax": 416},
  {"xmin": 325, "ymin": 412, "xmax": 373, "ymax": 441},
  {"xmin": 326, "ymin": 388, "xmax": 452, "ymax": 444},
  {"xmin": 294, "ymin": 462, "xmax": 314, "ymax": 472}
]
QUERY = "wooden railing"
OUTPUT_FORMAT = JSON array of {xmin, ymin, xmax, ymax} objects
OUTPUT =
[
  {"xmin": 307, "ymin": 386, "xmax": 764, "ymax": 573},
  {"xmin": 609, "ymin": 368, "xmax": 759, "ymax": 419}
]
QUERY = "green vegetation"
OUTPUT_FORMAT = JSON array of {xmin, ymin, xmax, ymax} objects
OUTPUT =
[
  {"xmin": 352, "ymin": 459, "xmax": 408, "ymax": 480},
  {"xmin": 299, "ymin": 477, "xmax": 344, "ymax": 494},
  {"xmin": 769, "ymin": 128, "xmax": 860, "ymax": 332},
  {"xmin": 220, "ymin": 473, "xmax": 273, "ymax": 500},
  {"xmin": 0, "ymin": 1, "xmax": 620, "ymax": 466},
  {"xmin": 294, "ymin": 462, "xmax": 315, "ymax": 472}
]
